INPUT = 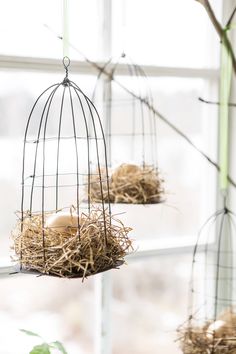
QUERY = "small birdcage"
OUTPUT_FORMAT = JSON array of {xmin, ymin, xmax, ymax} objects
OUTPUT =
[
  {"xmin": 178, "ymin": 25, "xmax": 235, "ymax": 352},
  {"xmin": 12, "ymin": 57, "xmax": 132, "ymax": 279},
  {"xmin": 90, "ymin": 53, "xmax": 164, "ymax": 204},
  {"xmin": 178, "ymin": 205, "xmax": 236, "ymax": 353}
]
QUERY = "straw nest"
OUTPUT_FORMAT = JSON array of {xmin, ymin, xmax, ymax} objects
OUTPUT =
[
  {"xmin": 178, "ymin": 311, "xmax": 236, "ymax": 354},
  {"xmin": 89, "ymin": 164, "xmax": 164, "ymax": 204},
  {"xmin": 12, "ymin": 208, "xmax": 133, "ymax": 280}
]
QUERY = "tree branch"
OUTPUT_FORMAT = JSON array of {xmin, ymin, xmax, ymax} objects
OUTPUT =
[
  {"xmin": 195, "ymin": 0, "xmax": 236, "ymax": 74},
  {"xmin": 199, "ymin": 97, "xmax": 236, "ymax": 107},
  {"xmin": 45, "ymin": 24, "xmax": 236, "ymax": 189},
  {"xmin": 226, "ymin": 5, "xmax": 236, "ymax": 28}
]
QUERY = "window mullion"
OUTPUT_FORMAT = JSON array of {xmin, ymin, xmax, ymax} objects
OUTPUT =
[{"xmin": 94, "ymin": 2, "xmax": 113, "ymax": 354}]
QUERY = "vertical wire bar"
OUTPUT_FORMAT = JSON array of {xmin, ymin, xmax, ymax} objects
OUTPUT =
[
  {"xmin": 63, "ymin": 0, "xmax": 69, "ymax": 58},
  {"xmin": 229, "ymin": 213, "xmax": 236, "ymax": 308},
  {"xmin": 21, "ymin": 84, "xmax": 59, "ymax": 217},
  {"xmin": 131, "ymin": 83, "xmax": 136, "ymax": 162},
  {"xmin": 29, "ymin": 85, "xmax": 61, "ymax": 213},
  {"xmin": 41, "ymin": 86, "xmax": 60, "ymax": 265},
  {"xmin": 68, "ymin": 84, "xmax": 80, "ymax": 238},
  {"xmin": 188, "ymin": 223, "xmax": 207, "ymax": 326},
  {"xmin": 105, "ymin": 54, "xmax": 136, "ymax": 165},
  {"xmin": 214, "ymin": 211, "xmax": 227, "ymax": 319},
  {"xmin": 20, "ymin": 83, "xmax": 59, "ymax": 267},
  {"xmin": 84, "ymin": 96, "xmax": 109, "ymax": 245},
  {"xmin": 56, "ymin": 86, "xmax": 66, "ymax": 211},
  {"xmin": 187, "ymin": 210, "xmax": 223, "ymax": 325},
  {"xmin": 126, "ymin": 61, "xmax": 137, "ymax": 162},
  {"xmin": 107, "ymin": 79, "xmax": 112, "ymax": 168},
  {"xmin": 92, "ymin": 100, "xmax": 112, "ymax": 226},
  {"xmin": 132, "ymin": 63, "xmax": 145, "ymax": 166},
  {"xmin": 72, "ymin": 81, "xmax": 112, "ymax": 227},
  {"xmin": 215, "ymin": 212, "xmax": 233, "ymax": 315},
  {"xmin": 136, "ymin": 63, "xmax": 158, "ymax": 168},
  {"xmin": 226, "ymin": 215, "xmax": 233, "ymax": 309},
  {"xmin": 104, "ymin": 75, "xmax": 112, "ymax": 167},
  {"xmin": 152, "ymin": 97, "xmax": 158, "ymax": 170},
  {"xmin": 106, "ymin": 57, "xmax": 123, "ymax": 166},
  {"xmin": 72, "ymin": 86, "xmax": 91, "ymax": 213},
  {"xmin": 203, "ymin": 213, "xmax": 219, "ymax": 321},
  {"xmin": 204, "ymin": 223, "xmax": 211, "ymax": 322},
  {"xmin": 91, "ymin": 58, "xmax": 114, "ymax": 169}
]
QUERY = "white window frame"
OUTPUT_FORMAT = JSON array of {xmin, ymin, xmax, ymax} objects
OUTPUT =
[{"xmin": 0, "ymin": 50, "xmax": 219, "ymax": 354}]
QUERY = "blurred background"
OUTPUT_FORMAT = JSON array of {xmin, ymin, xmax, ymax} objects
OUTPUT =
[{"xmin": 0, "ymin": 0, "xmax": 233, "ymax": 353}]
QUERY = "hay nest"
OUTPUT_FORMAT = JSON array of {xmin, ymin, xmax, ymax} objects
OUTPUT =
[
  {"xmin": 12, "ymin": 208, "xmax": 133, "ymax": 280},
  {"xmin": 89, "ymin": 164, "xmax": 164, "ymax": 204},
  {"xmin": 178, "ymin": 312, "xmax": 236, "ymax": 354}
]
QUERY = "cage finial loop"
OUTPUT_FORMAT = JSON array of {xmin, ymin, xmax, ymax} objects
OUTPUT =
[
  {"xmin": 221, "ymin": 189, "xmax": 228, "ymax": 212},
  {"xmin": 62, "ymin": 56, "xmax": 70, "ymax": 85}
]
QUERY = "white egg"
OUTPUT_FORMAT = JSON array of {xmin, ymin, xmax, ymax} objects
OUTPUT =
[
  {"xmin": 206, "ymin": 320, "xmax": 227, "ymax": 340},
  {"xmin": 45, "ymin": 211, "xmax": 80, "ymax": 232}
]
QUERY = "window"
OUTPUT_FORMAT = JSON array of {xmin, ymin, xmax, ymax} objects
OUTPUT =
[
  {"xmin": 111, "ymin": 0, "xmax": 222, "ymax": 68},
  {"xmin": 0, "ymin": 1, "xmax": 228, "ymax": 353}
]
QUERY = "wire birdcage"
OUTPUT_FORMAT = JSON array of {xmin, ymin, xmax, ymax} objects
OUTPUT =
[
  {"xmin": 12, "ymin": 57, "xmax": 132, "ymax": 279},
  {"xmin": 90, "ymin": 53, "xmax": 164, "ymax": 204},
  {"xmin": 178, "ymin": 204, "xmax": 236, "ymax": 353},
  {"xmin": 178, "ymin": 24, "xmax": 235, "ymax": 352}
]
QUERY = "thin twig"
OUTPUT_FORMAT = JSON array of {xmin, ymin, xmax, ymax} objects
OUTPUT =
[
  {"xmin": 199, "ymin": 97, "xmax": 236, "ymax": 107},
  {"xmin": 195, "ymin": 0, "xmax": 236, "ymax": 74},
  {"xmin": 44, "ymin": 24, "xmax": 236, "ymax": 189},
  {"xmin": 226, "ymin": 5, "xmax": 236, "ymax": 28}
]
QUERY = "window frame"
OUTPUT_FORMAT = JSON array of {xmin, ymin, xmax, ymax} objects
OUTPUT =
[{"xmin": 0, "ymin": 52, "xmax": 220, "ymax": 354}]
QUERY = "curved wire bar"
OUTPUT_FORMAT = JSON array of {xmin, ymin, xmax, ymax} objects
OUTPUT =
[
  {"xmin": 92, "ymin": 53, "xmax": 158, "ymax": 169},
  {"xmin": 20, "ymin": 61, "xmax": 111, "ymax": 269},
  {"xmin": 188, "ymin": 207, "xmax": 236, "ymax": 328}
]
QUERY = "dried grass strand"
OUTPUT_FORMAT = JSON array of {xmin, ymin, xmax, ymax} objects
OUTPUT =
[
  {"xmin": 89, "ymin": 164, "xmax": 164, "ymax": 204},
  {"xmin": 12, "ymin": 208, "xmax": 133, "ymax": 279},
  {"xmin": 178, "ymin": 314, "xmax": 236, "ymax": 354}
]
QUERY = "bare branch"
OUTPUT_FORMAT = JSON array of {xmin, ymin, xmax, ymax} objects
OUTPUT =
[
  {"xmin": 226, "ymin": 5, "xmax": 236, "ymax": 28},
  {"xmin": 195, "ymin": 0, "xmax": 236, "ymax": 74},
  {"xmin": 45, "ymin": 23, "xmax": 236, "ymax": 189},
  {"xmin": 199, "ymin": 97, "xmax": 236, "ymax": 107}
]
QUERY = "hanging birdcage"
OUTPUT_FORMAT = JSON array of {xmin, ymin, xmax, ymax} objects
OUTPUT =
[
  {"xmin": 178, "ymin": 205, "xmax": 236, "ymax": 353},
  {"xmin": 178, "ymin": 23, "xmax": 234, "ymax": 353},
  {"xmin": 90, "ymin": 53, "xmax": 164, "ymax": 204},
  {"xmin": 12, "ymin": 57, "xmax": 132, "ymax": 279}
]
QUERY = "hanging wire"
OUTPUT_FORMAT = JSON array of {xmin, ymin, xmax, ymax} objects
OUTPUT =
[{"xmin": 62, "ymin": 0, "xmax": 69, "ymax": 58}]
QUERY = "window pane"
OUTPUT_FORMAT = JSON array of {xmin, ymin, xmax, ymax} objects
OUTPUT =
[
  {"xmin": 110, "ymin": 76, "xmax": 218, "ymax": 240},
  {"xmin": 0, "ymin": 0, "xmax": 101, "ymax": 60},
  {"xmin": 112, "ymin": 255, "xmax": 192, "ymax": 354},
  {"xmin": 112, "ymin": 0, "xmax": 222, "ymax": 68},
  {"xmin": 0, "ymin": 70, "xmax": 218, "ymax": 256},
  {"xmin": 0, "ymin": 70, "xmax": 97, "ymax": 257},
  {"xmin": 0, "ymin": 275, "xmax": 94, "ymax": 353}
]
